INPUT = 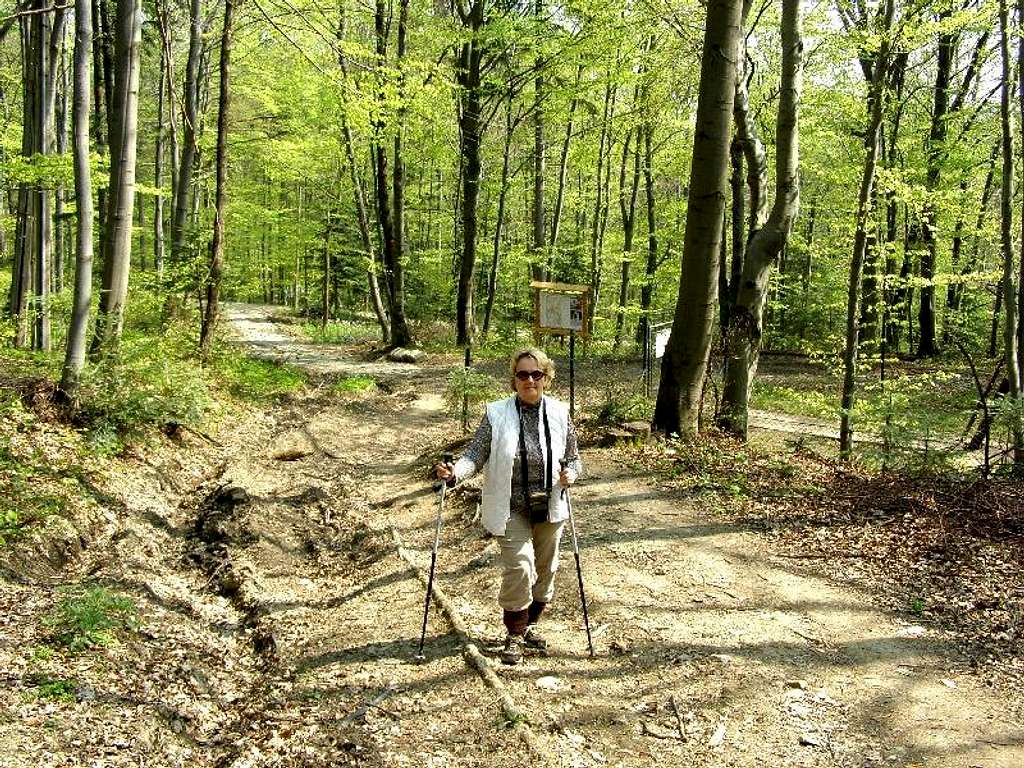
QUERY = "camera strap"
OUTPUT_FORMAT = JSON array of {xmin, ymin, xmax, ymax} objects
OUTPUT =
[{"xmin": 515, "ymin": 397, "xmax": 552, "ymax": 514}]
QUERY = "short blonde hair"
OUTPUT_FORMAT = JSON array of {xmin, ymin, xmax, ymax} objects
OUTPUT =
[{"xmin": 509, "ymin": 347, "xmax": 555, "ymax": 390}]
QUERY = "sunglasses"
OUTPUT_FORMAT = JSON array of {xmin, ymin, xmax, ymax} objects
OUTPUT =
[{"xmin": 515, "ymin": 370, "xmax": 546, "ymax": 382}]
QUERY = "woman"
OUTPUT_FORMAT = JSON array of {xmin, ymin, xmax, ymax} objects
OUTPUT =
[{"xmin": 435, "ymin": 347, "xmax": 582, "ymax": 665}]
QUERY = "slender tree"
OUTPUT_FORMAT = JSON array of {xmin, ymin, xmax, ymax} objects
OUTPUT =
[
  {"xmin": 90, "ymin": 0, "xmax": 142, "ymax": 358},
  {"xmin": 170, "ymin": 0, "xmax": 202, "ymax": 265},
  {"xmin": 999, "ymin": 0, "xmax": 1024, "ymax": 463},
  {"xmin": 199, "ymin": 0, "xmax": 238, "ymax": 356},
  {"xmin": 839, "ymin": 0, "xmax": 895, "ymax": 458},
  {"xmin": 59, "ymin": 0, "xmax": 93, "ymax": 399},
  {"xmin": 718, "ymin": 0, "xmax": 803, "ymax": 438}
]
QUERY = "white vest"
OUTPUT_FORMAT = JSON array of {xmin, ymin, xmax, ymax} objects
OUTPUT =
[{"xmin": 478, "ymin": 395, "xmax": 571, "ymax": 536}]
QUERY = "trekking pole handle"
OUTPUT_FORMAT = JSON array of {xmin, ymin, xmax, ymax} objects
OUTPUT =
[
  {"xmin": 433, "ymin": 452, "xmax": 456, "ymax": 492},
  {"xmin": 559, "ymin": 458, "xmax": 568, "ymax": 499}
]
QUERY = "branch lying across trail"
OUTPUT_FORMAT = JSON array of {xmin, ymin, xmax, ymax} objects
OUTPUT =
[{"xmin": 389, "ymin": 525, "xmax": 552, "ymax": 766}]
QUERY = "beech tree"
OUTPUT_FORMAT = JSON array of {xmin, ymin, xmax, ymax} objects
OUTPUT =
[
  {"xmin": 839, "ymin": 0, "xmax": 896, "ymax": 458},
  {"xmin": 652, "ymin": 0, "xmax": 743, "ymax": 438},
  {"xmin": 58, "ymin": 0, "xmax": 93, "ymax": 399},
  {"xmin": 718, "ymin": 0, "xmax": 803, "ymax": 438},
  {"xmin": 89, "ymin": 0, "xmax": 141, "ymax": 358}
]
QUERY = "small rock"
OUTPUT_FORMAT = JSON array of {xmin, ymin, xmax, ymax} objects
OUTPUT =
[
  {"xmin": 708, "ymin": 721, "xmax": 726, "ymax": 747},
  {"xmin": 897, "ymin": 625, "xmax": 927, "ymax": 638},
  {"xmin": 536, "ymin": 676, "xmax": 564, "ymax": 692},
  {"xmin": 387, "ymin": 347, "xmax": 426, "ymax": 363},
  {"xmin": 75, "ymin": 682, "xmax": 96, "ymax": 703},
  {"xmin": 799, "ymin": 734, "xmax": 821, "ymax": 747},
  {"xmin": 622, "ymin": 421, "xmax": 652, "ymax": 439},
  {"xmin": 787, "ymin": 679, "xmax": 808, "ymax": 690}
]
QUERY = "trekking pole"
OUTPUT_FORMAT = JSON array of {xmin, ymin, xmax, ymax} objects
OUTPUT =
[
  {"xmin": 416, "ymin": 451, "xmax": 453, "ymax": 662},
  {"xmin": 560, "ymin": 459, "xmax": 595, "ymax": 658}
]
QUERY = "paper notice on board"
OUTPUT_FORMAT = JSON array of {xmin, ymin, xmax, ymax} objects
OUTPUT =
[
  {"xmin": 539, "ymin": 292, "xmax": 584, "ymax": 331},
  {"xmin": 655, "ymin": 327, "xmax": 672, "ymax": 359}
]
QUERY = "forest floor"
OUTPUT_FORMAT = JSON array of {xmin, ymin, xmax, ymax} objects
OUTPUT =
[{"xmin": 1, "ymin": 302, "xmax": 1022, "ymax": 768}]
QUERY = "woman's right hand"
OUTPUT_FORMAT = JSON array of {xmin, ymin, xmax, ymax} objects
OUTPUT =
[{"xmin": 434, "ymin": 461, "xmax": 455, "ymax": 482}]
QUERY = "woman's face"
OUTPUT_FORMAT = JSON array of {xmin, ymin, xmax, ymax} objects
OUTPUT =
[{"xmin": 513, "ymin": 355, "xmax": 547, "ymax": 405}]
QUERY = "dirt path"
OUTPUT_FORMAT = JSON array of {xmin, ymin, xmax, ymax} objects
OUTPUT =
[
  {"xmin": 7, "ymin": 304, "xmax": 1017, "ymax": 767},
  {"xmin": 210, "ymin": 304, "xmax": 1023, "ymax": 767}
]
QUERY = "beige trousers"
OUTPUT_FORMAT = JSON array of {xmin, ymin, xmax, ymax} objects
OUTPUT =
[{"xmin": 497, "ymin": 509, "xmax": 566, "ymax": 611}]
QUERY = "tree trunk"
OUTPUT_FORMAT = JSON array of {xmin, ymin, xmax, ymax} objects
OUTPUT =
[
  {"xmin": 531, "ymin": 0, "xmax": 546, "ymax": 282},
  {"xmin": 454, "ymin": 0, "xmax": 484, "ymax": 347},
  {"xmin": 613, "ymin": 124, "xmax": 640, "ymax": 349},
  {"xmin": 170, "ymin": 0, "xmax": 201, "ymax": 264},
  {"xmin": 54, "ymin": 31, "xmax": 68, "ymax": 294},
  {"xmin": 483, "ymin": 88, "xmax": 515, "ymax": 337},
  {"xmin": 918, "ymin": 20, "xmax": 956, "ymax": 357},
  {"xmin": 388, "ymin": 0, "xmax": 412, "ymax": 346},
  {"xmin": 199, "ymin": 0, "xmax": 236, "ymax": 356},
  {"xmin": 59, "ymin": 0, "xmax": 93, "ymax": 398},
  {"xmin": 839, "ymin": 0, "xmax": 894, "ymax": 458},
  {"xmin": 153, "ymin": 26, "xmax": 167, "ymax": 283},
  {"xmin": 549, "ymin": 63, "xmax": 582, "ymax": 250},
  {"xmin": 89, "ymin": 0, "xmax": 141, "ymax": 358},
  {"xmin": 588, "ymin": 76, "xmax": 615, "ymax": 336},
  {"xmin": 719, "ymin": 0, "xmax": 802, "ymax": 437},
  {"xmin": 33, "ymin": 1, "xmax": 57, "ymax": 351},
  {"xmin": 652, "ymin": 0, "xmax": 742, "ymax": 438},
  {"xmin": 635, "ymin": 119, "xmax": 658, "ymax": 348},
  {"xmin": 337, "ymin": 1, "xmax": 389, "ymax": 343}
]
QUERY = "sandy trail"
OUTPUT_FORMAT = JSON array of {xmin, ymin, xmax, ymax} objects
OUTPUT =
[{"xmin": 213, "ymin": 303, "xmax": 1023, "ymax": 767}]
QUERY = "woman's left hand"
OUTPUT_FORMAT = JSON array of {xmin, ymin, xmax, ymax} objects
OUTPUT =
[{"xmin": 558, "ymin": 467, "xmax": 574, "ymax": 488}]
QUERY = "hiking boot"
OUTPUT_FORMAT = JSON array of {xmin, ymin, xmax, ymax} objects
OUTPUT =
[
  {"xmin": 523, "ymin": 624, "xmax": 548, "ymax": 651},
  {"xmin": 501, "ymin": 634, "xmax": 524, "ymax": 665}
]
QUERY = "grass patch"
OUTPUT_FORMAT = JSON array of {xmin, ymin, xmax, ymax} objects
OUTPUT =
[
  {"xmin": 751, "ymin": 382, "xmax": 837, "ymax": 421},
  {"xmin": 212, "ymin": 353, "xmax": 307, "ymax": 402},
  {"xmin": 333, "ymin": 375, "xmax": 376, "ymax": 394},
  {"xmin": 24, "ymin": 676, "xmax": 78, "ymax": 703},
  {"xmin": 45, "ymin": 584, "xmax": 137, "ymax": 652},
  {"xmin": 302, "ymin": 320, "xmax": 381, "ymax": 345},
  {"xmin": 0, "ymin": 439, "xmax": 69, "ymax": 546}
]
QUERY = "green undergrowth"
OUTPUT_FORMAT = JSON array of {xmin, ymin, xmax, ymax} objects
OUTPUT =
[
  {"xmin": 333, "ymin": 374, "xmax": 376, "ymax": 394},
  {"xmin": 211, "ymin": 353, "xmax": 307, "ymax": 402},
  {"xmin": 45, "ymin": 583, "xmax": 138, "ymax": 652},
  {"xmin": 635, "ymin": 432, "xmax": 820, "ymax": 505},
  {"xmin": 302, "ymin": 320, "xmax": 382, "ymax": 345},
  {"xmin": 0, "ymin": 292, "xmax": 308, "ymax": 546},
  {"xmin": 22, "ymin": 675, "xmax": 79, "ymax": 703},
  {"xmin": 0, "ymin": 393, "xmax": 87, "ymax": 546}
]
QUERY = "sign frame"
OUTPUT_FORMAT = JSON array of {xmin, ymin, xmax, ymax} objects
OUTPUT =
[{"xmin": 530, "ymin": 280, "xmax": 592, "ymax": 340}]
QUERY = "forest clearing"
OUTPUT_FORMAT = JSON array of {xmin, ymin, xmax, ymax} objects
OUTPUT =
[{"xmin": 0, "ymin": 304, "xmax": 1022, "ymax": 767}]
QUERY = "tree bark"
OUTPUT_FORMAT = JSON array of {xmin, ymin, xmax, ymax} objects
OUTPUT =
[
  {"xmin": 59, "ymin": 0, "xmax": 93, "ymax": 398},
  {"xmin": 336, "ymin": 1, "xmax": 389, "ymax": 343},
  {"xmin": 170, "ymin": 0, "xmax": 201, "ymax": 265},
  {"xmin": 454, "ymin": 0, "xmax": 484, "ymax": 346},
  {"xmin": 652, "ymin": 0, "xmax": 743, "ymax": 438},
  {"xmin": 613, "ymin": 123, "xmax": 640, "ymax": 349},
  {"xmin": 531, "ymin": 0, "xmax": 546, "ymax": 282},
  {"xmin": 199, "ymin": 0, "xmax": 237, "ymax": 356},
  {"xmin": 719, "ymin": 0, "xmax": 802, "ymax": 437},
  {"xmin": 89, "ymin": 0, "xmax": 141, "ymax": 358},
  {"xmin": 839, "ymin": 0, "xmax": 894, "ymax": 458}
]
